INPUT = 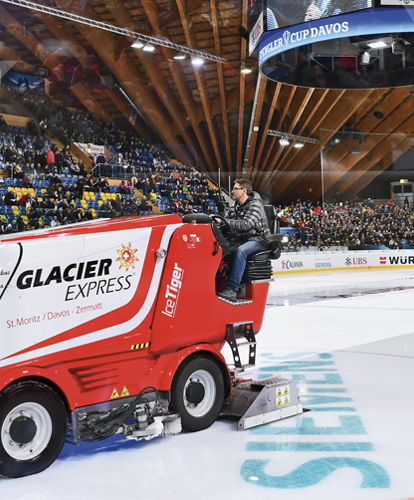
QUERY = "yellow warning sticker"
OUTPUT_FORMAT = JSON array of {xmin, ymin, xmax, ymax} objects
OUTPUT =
[
  {"xmin": 284, "ymin": 396, "xmax": 290, "ymax": 406},
  {"xmin": 277, "ymin": 388, "xmax": 283, "ymax": 397},
  {"xmin": 284, "ymin": 386, "xmax": 290, "ymax": 395},
  {"xmin": 121, "ymin": 386, "xmax": 130, "ymax": 397},
  {"xmin": 111, "ymin": 388, "xmax": 120, "ymax": 399},
  {"xmin": 277, "ymin": 398, "xmax": 283, "ymax": 407},
  {"xmin": 130, "ymin": 342, "xmax": 150, "ymax": 350}
]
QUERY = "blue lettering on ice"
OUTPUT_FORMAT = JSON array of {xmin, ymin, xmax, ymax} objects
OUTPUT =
[
  {"xmin": 309, "ymin": 406, "xmax": 356, "ymax": 412},
  {"xmin": 241, "ymin": 458, "xmax": 390, "ymax": 489},
  {"xmin": 247, "ymin": 442, "xmax": 374, "ymax": 452},
  {"xmin": 242, "ymin": 353, "xmax": 391, "ymax": 489},
  {"xmin": 300, "ymin": 394, "xmax": 353, "ymax": 406},
  {"xmin": 259, "ymin": 360, "xmax": 335, "ymax": 372},
  {"xmin": 249, "ymin": 416, "xmax": 366, "ymax": 435},
  {"xmin": 292, "ymin": 373, "xmax": 343, "ymax": 384},
  {"xmin": 292, "ymin": 373, "xmax": 344, "ymax": 385}
]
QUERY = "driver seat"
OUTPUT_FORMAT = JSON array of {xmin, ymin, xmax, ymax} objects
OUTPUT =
[{"xmin": 243, "ymin": 205, "xmax": 284, "ymax": 283}]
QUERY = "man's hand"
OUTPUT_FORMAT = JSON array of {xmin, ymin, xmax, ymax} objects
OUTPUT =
[{"xmin": 212, "ymin": 216, "xmax": 224, "ymax": 225}]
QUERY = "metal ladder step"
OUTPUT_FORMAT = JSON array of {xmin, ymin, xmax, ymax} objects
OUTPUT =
[{"xmin": 225, "ymin": 322, "xmax": 256, "ymax": 371}]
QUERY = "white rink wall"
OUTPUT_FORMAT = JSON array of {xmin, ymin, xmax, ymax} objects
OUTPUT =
[{"xmin": 273, "ymin": 249, "xmax": 414, "ymax": 274}]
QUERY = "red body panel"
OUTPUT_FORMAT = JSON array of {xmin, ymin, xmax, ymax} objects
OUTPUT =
[
  {"xmin": 0, "ymin": 215, "xmax": 269, "ymax": 413},
  {"xmin": 150, "ymin": 223, "xmax": 269, "ymax": 354}
]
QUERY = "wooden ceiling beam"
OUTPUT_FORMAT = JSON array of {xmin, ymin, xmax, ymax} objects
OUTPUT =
[
  {"xmin": 268, "ymin": 89, "xmax": 347, "ymax": 197},
  {"xmin": 140, "ymin": 0, "xmax": 215, "ymax": 172},
  {"xmin": 340, "ymin": 135, "xmax": 414, "ymax": 200},
  {"xmin": 329, "ymin": 91, "xmax": 414, "ymax": 197},
  {"xmin": 236, "ymin": 0, "xmax": 248, "ymax": 176},
  {"xmin": 250, "ymin": 81, "xmax": 281, "ymax": 180},
  {"xmin": 70, "ymin": 7, "xmax": 194, "ymax": 166},
  {"xmin": 257, "ymin": 87, "xmax": 314, "ymax": 189},
  {"xmin": 243, "ymin": 74, "xmax": 267, "ymax": 177},
  {"xmin": 255, "ymin": 85, "xmax": 296, "ymax": 189},
  {"xmin": 319, "ymin": 89, "xmax": 404, "ymax": 196},
  {"xmin": 210, "ymin": 0, "xmax": 232, "ymax": 173},
  {"xmin": 258, "ymin": 89, "xmax": 330, "ymax": 188},
  {"xmin": 176, "ymin": 0, "xmax": 225, "ymax": 173},
  {"xmin": 277, "ymin": 90, "xmax": 378, "ymax": 200},
  {"xmin": 35, "ymin": 9, "xmax": 154, "ymax": 140},
  {"xmin": 103, "ymin": 1, "xmax": 194, "ymax": 141}
]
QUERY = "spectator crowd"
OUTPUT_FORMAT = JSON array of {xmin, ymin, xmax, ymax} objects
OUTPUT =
[
  {"xmin": 1, "ymin": 88, "xmax": 414, "ymax": 251},
  {"xmin": 278, "ymin": 199, "xmax": 414, "ymax": 249}
]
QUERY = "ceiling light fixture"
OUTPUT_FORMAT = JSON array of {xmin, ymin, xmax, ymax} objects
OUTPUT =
[
  {"xmin": 131, "ymin": 39, "xmax": 144, "ymax": 49},
  {"xmin": 294, "ymin": 142, "xmax": 304, "ymax": 149},
  {"xmin": 279, "ymin": 138, "xmax": 290, "ymax": 146},
  {"xmin": 367, "ymin": 40, "xmax": 388, "ymax": 49},
  {"xmin": 143, "ymin": 44, "xmax": 155, "ymax": 52},
  {"xmin": 360, "ymin": 51, "xmax": 371, "ymax": 65},
  {"xmin": 173, "ymin": 54, "xmax": 186, "ymax": 60},
  {"xmin": 240, "ymin": 62, "xmax": 253, "ymax": 74},
  {"xmin": 192, "ymin": 57, "xmax": 204, "ymax": 66}
]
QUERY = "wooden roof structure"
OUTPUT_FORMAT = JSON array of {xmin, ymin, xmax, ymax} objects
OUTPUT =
[{"xmin": 0, "ymin": 0, "xmax": 412, "ymax": 202}]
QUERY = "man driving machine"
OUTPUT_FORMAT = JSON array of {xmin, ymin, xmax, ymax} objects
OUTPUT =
[{"xmin": 215, "ymin": 178, "xmax": 270, "ymax": 302}]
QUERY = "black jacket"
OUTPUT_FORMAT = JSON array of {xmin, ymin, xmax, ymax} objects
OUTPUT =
[{"xmin": 225, "ymin": 191, "xmax": 271, "ymax": 242}]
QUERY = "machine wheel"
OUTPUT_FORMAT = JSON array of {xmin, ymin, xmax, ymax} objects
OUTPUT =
[
  {"xmin": 171, "ymin": 356, "xmax": 225, "ymax": 432},
  {"xmin": 0, "ymin": 381, "xmax": 67, "ymax": 478}
]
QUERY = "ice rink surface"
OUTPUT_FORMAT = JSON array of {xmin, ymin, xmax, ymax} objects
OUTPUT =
[{"xmin": 3, "ymin": 269, "xmax": 414, "ymax": 500}]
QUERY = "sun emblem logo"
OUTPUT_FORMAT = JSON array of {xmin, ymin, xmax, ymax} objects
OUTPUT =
[{"xmin": 116, "ymin": 242, "xmax": 138, "ymax": 271}]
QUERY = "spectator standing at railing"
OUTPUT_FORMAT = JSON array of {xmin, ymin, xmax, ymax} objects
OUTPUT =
[{"xmin": 46, "ymin": 146, "xmax": 55, "ymax": 173}]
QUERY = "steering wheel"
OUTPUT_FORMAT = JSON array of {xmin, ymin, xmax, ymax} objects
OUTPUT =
[
  {"xmin": 210, "ymin": 214, "xmax": 231, "ymax": 236},
  {"xmin": 209, "ymin": 214, "xmax": 231, "ymax": 254}
]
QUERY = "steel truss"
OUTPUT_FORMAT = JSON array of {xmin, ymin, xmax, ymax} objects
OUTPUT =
[{"xmin": 0, "ymin": 0, "xmax": 227, "ymax": 64}]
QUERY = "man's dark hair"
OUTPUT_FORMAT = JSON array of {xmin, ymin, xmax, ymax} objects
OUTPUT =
[{"xmin": 234, "ymin": 177, "xmax": 252, "ymax": 195}]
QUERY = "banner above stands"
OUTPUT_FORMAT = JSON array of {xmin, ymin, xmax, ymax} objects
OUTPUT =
[
  {"xmin": 74, "ymin": 143, "xmax": 105, "ymax": 157},
  {"xmin": 273, "ymin": 250, "xmax": 414, "ymax": 274}
]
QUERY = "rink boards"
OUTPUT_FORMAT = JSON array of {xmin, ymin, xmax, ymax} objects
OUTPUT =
[{"xmin": 273, "ymin": 249, "xmax": 414, "ymax": 274}]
